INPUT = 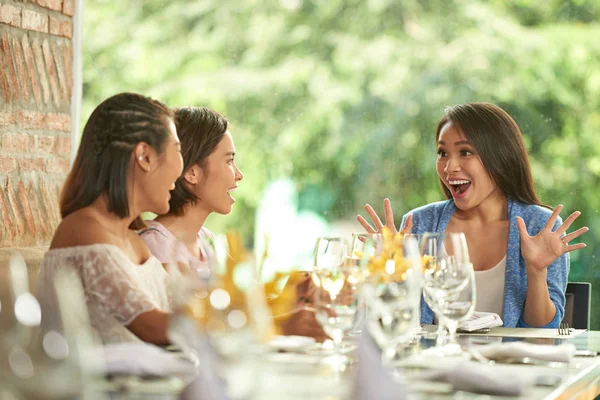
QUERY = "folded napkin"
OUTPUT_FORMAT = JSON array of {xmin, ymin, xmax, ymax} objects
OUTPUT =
[
  {"xmin": 180, "ymin": 367, "xmax": 230, "ymax": 400},
  {"xmin": 476, "ymin": 342, "xmax": 576, "ymax": 363},
  {"xmin": 98, "ymin": 342, "xmax": 197, "ymax": 377},
  {"xmin": 352, "ymin": 331, "xmax": 410, "ymax": 400},
  {"xmin": 459, "ymin": 311, "xmax": 503, "ymax": 331},
  {"xmin": 417, "ymin": 361, "xmax": 528, "ymax": 396}
]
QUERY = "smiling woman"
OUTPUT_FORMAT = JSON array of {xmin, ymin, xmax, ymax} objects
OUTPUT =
[
  {"xmin": 139, "ymin": 106, "xmax": 241, "ymax": 272},
  {"xmin": 357, "ymin": 103, "xmax": 589, "ymax": 329},
  {"xmin": 140, "ymin": 106, "xmax": 328, "ymax": 342},
  {"xmin": 37, "ymin": 92, "xmax": 185, "ymax": 344}
]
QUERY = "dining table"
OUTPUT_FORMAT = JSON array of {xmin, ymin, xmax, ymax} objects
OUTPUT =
[{"xmin": 93, "ymin": 327, "xmax": 600, "ymax": 400}]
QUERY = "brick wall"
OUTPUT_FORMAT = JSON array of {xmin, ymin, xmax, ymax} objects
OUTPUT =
[{"xmin": 0, "ymin": 0, "xmax": 74, "ymax": 247}]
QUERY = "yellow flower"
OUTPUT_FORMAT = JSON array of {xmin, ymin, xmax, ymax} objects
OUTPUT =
[{"xmin": 364, "ymin": 227, "xmax": 415, "ymax": 283}]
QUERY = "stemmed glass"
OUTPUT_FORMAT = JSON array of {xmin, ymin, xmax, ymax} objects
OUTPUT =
[
  {"xmin": 170, "ymin": 232, "xmax": 271, "ymax": 400},
  {"xmin": 313, "ymin": 237, "xmax": 360, "ymax": 367},
  {"xmin": 421, "ymin": 232, "xmax": 475, "ymax": 355},
  {"xmin": 0, "ymin": 255, "xmax": 102, "ymax": 399},
  {"xmin": 361, "ymin": 235, "xmax": 422, "ymax": 366},
  {"xmin": 344, "ymin": 233, "xmax": 383, "ymax": 336}
]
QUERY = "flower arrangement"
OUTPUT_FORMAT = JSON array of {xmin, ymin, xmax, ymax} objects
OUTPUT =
[
  {"xmin": 183, "ymin": 231, "xmax": 302, "ymax": 338},
  {"xmin": 357, "ymin": 227, "xmax": 427, "ymax": 283}
]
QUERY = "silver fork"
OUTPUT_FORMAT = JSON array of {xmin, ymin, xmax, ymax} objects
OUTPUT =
[{"xmin": 558, "ymin": 322, "xmax": 570, "ymax": 336}]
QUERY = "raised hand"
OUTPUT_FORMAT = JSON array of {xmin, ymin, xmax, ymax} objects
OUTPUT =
[
  {"xmin": 516, "ymin": 205, "xmax": 588, "ymax": 273},
  {"xmin": 356, "ymin": 198, "xmax": 413, "ymax": 235}
]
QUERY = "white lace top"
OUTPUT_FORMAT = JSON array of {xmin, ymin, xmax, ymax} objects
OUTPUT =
[{"xmin": 37, "ymin": 244, "xmax": 171, "ymax": 344}]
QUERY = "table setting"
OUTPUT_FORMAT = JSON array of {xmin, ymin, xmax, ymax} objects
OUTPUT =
[{"xmin": 1, "ymin": 230, "xmax": 598, "ymax": 400}]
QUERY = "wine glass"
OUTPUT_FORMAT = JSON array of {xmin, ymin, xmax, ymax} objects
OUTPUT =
[
  {"xmin": 361, "ymin": 235, "xmax": 422, "ymax": 366},
  {"xmin": 314, "ymin": 237, "xmax": 346, "ymax": 271},
  {"xmin": 183, "ymin": 232, "xmax": 270, "ymax": 400},
  {"xmin": 313, "ymin": 265, "xmax": 360, "ymax": 368},
  {"xmin": 1, "ymin": 255, "xmax": 103, "ymax": 399},
  {"xmin": 421, "ymin": 232, "xmax": 474, "ymax": 355},
  {"xmin": 313, "ymin": 237, "xmax": 359, "ymax": 366},
  {"xmin": 350, "ymin": 233, "xmax": 383, "ymax": 274},
  {"xmin": 344, "ymin": 233, "xmax": 383, "ymax": 336}
]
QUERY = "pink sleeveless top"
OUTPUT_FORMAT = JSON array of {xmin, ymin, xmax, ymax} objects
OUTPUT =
[{"xmin": 139, "ymin": 220, "xmax": 213, "ymax": 280}]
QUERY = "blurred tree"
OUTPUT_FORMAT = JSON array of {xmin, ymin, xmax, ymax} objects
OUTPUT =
[{"xmin": 82, "ymin": 0, "xmax": 600, "ymax": 328}]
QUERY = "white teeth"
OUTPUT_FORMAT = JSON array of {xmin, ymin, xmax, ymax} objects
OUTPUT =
[{"xmin": 448, "ymin": 180, "xmax": 471, "ymax": 185}]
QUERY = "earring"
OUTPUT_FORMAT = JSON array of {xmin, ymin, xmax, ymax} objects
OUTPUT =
[{"xmin": 138, "ymin": 156, "xmax": 143, "ymax": 161}]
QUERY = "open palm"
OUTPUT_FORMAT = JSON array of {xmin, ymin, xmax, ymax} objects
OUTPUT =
[
  {"xmin": 356, "ymin": 198, "xmax": 413, "ymax": 236},
  {"xmin": 517, "ymin": 205, "xmax": 588, "ymax": 273}
]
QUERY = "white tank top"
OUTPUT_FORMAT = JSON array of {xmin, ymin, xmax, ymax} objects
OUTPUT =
[{"xmin": 474, "ymin": 255, "xmax": 506, "ymax": 317}]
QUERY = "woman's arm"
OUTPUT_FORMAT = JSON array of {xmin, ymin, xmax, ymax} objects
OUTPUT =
[
  {"xmin": 126, "ymin": 309, "xmax": 171, "ymax": 345},
  {"xmin": 522, "ymin": 268, "xmax": 558, "ymax": 327},
  {"xmin": 517, "ymin": 205, "xmax": 587, "ymax": 327}
]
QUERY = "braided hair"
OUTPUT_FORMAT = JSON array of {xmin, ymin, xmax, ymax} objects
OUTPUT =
[{"xmin": 60, "ymin": 92, "xmax": 174, "ymax": 221}]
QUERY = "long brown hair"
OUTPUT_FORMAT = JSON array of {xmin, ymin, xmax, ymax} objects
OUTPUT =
[
  {"xmin": 166, "ymin": 106, "xmax": 229, "ymax": 216},
  {"xmin": 60, "ymin": 92, "xmax": 174, "ymax": 221},
  {"xmin": 436, "ymin": 102, "xmax": 548, "ymax": 207}
]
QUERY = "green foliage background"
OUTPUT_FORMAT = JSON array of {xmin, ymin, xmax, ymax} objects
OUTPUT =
[{"xmin": 82, "ymin": 0, "xmax": 600, "ymax": 328}]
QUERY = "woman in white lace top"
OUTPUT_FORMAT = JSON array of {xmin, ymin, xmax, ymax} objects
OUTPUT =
[{"xmin": 37, "ymin": 93, "xmax": 184, "ymax": 344}]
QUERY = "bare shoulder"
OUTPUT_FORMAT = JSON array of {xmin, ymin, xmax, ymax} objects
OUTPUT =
[
  {"xmin": 49, "ymin": 210, "xmax": 113, "ymax": 249},
  {"xmin": 127, "ymin": 229, "xmax": 153, "ymax": 261}
]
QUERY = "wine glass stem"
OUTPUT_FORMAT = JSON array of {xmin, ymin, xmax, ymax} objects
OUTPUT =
[
  {"xmin": 445, "ymin": 320, "xmax": 459, "ymax": 346},
  {"xmin": 436, "ymin": 318, "xmax": 448, "ymax": 346},
  {"xmin": 382, "ymin": 345, "xmax": 397, "ymax": 366}
]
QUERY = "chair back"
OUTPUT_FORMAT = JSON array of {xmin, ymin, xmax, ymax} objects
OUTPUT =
[{"xmin": 561, "ymin": 282, "xmax": 591, "ymax": 330}]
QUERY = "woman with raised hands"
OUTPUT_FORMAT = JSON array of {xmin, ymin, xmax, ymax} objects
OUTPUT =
[
  {"xmin": 140, "ymin": 106, "xmax": 328, "ymax": 342},
  {"xmin": 37, "ymin": 92, "xmax": 184, "ymax": 344},
  {"xmin": 357, "ymin": 103, "xmax": 588, "ymax": 328}
]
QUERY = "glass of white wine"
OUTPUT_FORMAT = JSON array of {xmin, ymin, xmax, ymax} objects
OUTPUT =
[{"xmin": 313, "ymin": 237, "xmax": 359, "ymax": 367}]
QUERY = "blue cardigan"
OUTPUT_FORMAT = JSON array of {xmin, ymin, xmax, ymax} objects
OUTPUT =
[{"xmin": 400, "ymin": 199, "xmax": 568, "ymax": 328}]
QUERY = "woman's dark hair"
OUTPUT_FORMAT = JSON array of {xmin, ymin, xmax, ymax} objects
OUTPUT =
[
  {"xmin": 167, "ymin": 106, "xmax": 229, "ymax": 216},
  {"xmin": 436, "ymin": 102, "xmax": 548, "ymax": 208},
  {"xmin": 60, "ymin": 92, "xmax": 174, "ymax": 222}
]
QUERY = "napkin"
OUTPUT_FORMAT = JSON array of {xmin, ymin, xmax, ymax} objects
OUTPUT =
[
  {"xmin": 459, "ymin": 311, "xmax": 503, "ymax": 331},
  {"xmin": 99, "ymin": 342, "xmax": 197, "ymax": 378},
  {"xmin": 417, "ymin": 360, "xmax": 528, "ymax": 396},
  {"xmin": 352, "ymin": 331, "xmax": 410, "ymax": 400},
  {"xmin": 476, "ymin": 342, "xmax": 576, "ymax": 363},
  {"xmin": 180, "ymin": 367, "xmax": 230, "ymax": 400}
]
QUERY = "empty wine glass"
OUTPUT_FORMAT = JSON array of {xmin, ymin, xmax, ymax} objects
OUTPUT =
[
  {"xmin": 314, "ymin": 237, "xmax": 346, "ymax": 271},
  {"xmin": 361, "ymin": 235, "xmax": 422, "ymax": 366},
  {"xmin": 345, "ymin": 233, "xmax": 383, "ymax": 337},
  {"xmin": 181, "ymin": 232, "xmax": 270, "ymax": 400},
  {"xmin": 421, "ymin": 232, "xmax": 474, "ymax": 356},
  {"xmin": 1, "ymin": 255, "xmax": 103, "ymax": 399}
]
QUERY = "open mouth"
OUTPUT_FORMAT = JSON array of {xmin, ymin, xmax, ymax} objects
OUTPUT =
[
  {"xmin": 227, "ymin": 187, "xmax": 237, "ymax": 200},
  {"xmin": 448, "ymin": 179, "xmax": 471, "ymax": 195}
]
